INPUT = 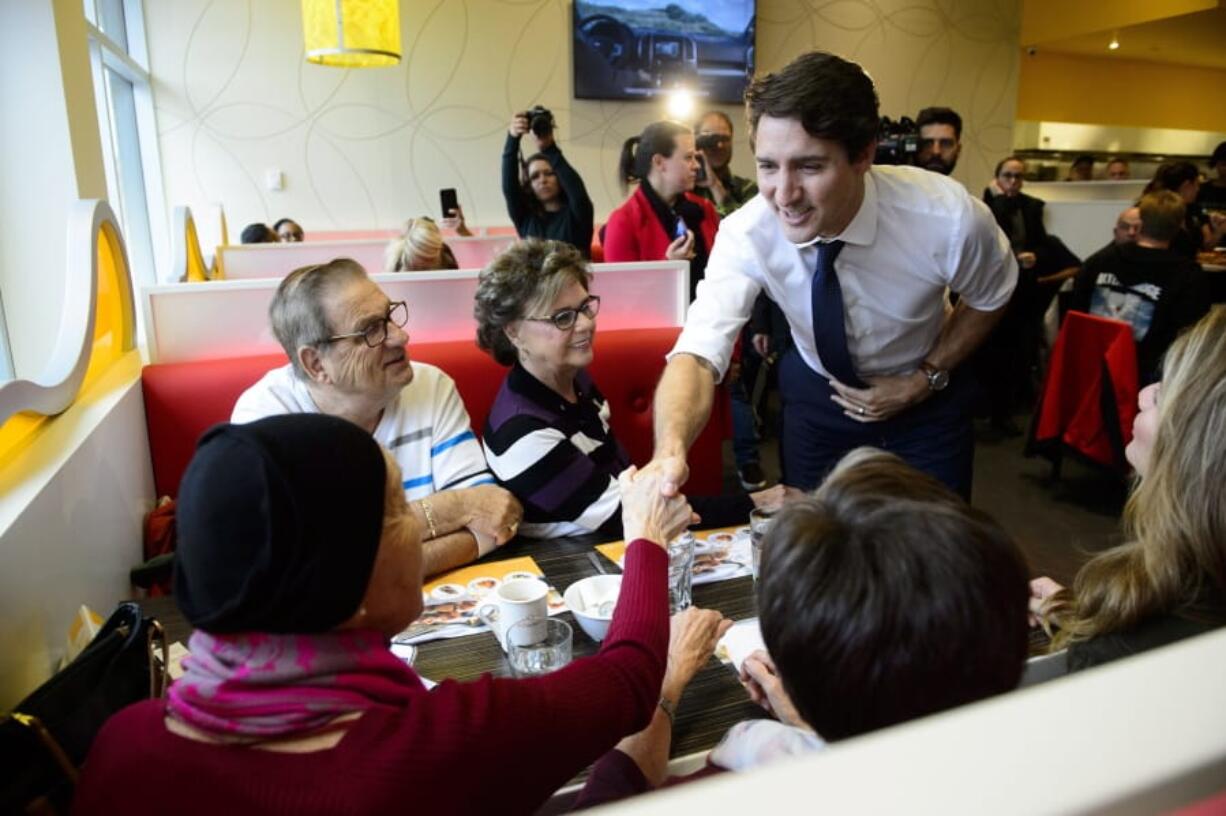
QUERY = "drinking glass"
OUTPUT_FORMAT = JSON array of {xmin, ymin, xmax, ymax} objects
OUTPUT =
[
  {"xmin": 667, "ymin": 532, "xmax": 696, "ymax": 613},
  {"xmin": 506, "ymin": 618, "xmax": 572, "ymax": 677},
  {"xmin": 749, "ymin": 507, "xmax": 777, "ymax": 582}
]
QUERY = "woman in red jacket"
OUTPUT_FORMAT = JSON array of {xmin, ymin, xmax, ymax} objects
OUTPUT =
[{"xmin": 603, "ymin": 120, "xmax": 719, "ymax": 301}]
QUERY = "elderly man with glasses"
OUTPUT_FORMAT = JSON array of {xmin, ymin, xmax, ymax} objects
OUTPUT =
[{"xmin": 233, "ymin": 258, "xmax": 522, "ymax": 576}]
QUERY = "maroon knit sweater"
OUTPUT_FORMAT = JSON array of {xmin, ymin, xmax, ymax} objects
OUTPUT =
[{"xmin": 73, "ymin": 541, "xmax": 668, "ymax": 816}]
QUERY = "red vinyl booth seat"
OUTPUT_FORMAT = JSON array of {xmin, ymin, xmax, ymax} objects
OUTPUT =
[{"xmin": 141, "ymin": 327, "xmax": 727, "ymax": 500}]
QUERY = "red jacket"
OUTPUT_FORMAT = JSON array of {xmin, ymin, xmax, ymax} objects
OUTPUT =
[
  {"xmin": 1028, "ymin": 311, "xmax": 1139, "ymax": 470},
  {"xmin": 603, "ymin": 187, "xmax": 719, "ymax": 264}
]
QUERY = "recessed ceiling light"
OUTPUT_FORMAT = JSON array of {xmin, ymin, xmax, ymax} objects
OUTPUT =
[{"xmin": 1108, "ymin": 31, "xmax": 1120, "ymax": 50}]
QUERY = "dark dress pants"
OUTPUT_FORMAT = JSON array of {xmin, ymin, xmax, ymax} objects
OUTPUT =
[{"xmin": 778, "ymin": 349, "xmax": 976, "ymax": 499}]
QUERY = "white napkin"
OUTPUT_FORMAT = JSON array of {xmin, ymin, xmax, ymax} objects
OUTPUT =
[{"xmin": 717, "ymin": 618, "xmax": 766, "ymax": 673}]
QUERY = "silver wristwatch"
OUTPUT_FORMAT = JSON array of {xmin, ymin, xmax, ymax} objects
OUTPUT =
[{"xmin": 918, "ymin": 361, "xmax": 950, "ymax": 392}]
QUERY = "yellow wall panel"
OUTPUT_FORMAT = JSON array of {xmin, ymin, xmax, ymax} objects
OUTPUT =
[
  {"xmin": 1021, "ymin": 0, "xmax": 1216, "ymax": 45},
  {"xmin": 1017, "ymin": 51, "xmax": 1226, "ymax": 132}
]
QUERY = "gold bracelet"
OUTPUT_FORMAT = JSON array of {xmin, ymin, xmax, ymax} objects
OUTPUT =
[{"xmin": 418, "ymin": 499, "xmax": 439, "ymax": 540}]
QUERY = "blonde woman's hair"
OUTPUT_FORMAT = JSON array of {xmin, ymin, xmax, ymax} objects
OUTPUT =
[
  {"xmin": 385, "ymin": 217, "xmax": 444, "ymax": 273},
  {"xmin": 1047, "ymin": 307, "xmax": 1226, "ymax": 648}
]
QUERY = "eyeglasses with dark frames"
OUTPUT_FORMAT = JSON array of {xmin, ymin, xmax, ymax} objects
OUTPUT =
[
  {"xmin": 321, "ymin": 301, "xmax": 408, "ymax": 348},
  {"xmin": 524, "ymin": 295, "xmax": 601, "ymax": 331}
]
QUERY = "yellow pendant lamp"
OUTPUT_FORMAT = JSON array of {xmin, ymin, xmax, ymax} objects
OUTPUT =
[{"xmin": 302, "ymin": 0, "xmax": 401, "ymax": 67}]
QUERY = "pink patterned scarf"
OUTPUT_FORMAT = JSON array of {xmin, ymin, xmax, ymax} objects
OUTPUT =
[{"xmin": 166, "ymin": 629, "xmax": 422, "ymax": 739}]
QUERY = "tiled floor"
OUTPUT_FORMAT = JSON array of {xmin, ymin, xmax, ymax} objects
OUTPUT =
[{"xmin": 723, "ymin": 417, "xmax": 1127, "ymax": 586}]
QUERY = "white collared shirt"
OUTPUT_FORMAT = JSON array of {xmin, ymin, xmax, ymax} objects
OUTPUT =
[{"xmin": 671, "ymin": 165, "xmax": 1018, "ymax": 380}]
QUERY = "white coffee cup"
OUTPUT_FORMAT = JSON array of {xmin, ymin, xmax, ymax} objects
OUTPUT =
[{"xmin": 478, "ymin": 577, "xmax": 548, "ymax": 651}]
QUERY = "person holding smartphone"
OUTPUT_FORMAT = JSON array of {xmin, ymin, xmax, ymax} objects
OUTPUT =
[
  {"xmin": 437, "ymin": 188, "xmax": 473, "ymax": 237},
  {"xmin": 501, "ymin": 108, "xmax": 594, "ymax": 257},
  {"xmin": 604, "ymin": 121, "xmax": 719, "ymax": 302}
]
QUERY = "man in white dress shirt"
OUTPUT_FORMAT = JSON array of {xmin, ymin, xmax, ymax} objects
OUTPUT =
[{"xmin": 647, "ymin": 51, "xmax": 1018, "ymax": 497}]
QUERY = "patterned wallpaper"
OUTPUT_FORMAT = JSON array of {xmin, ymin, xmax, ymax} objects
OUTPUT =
[{"xmin": 145, "ymin": 0, "xmax": 1020, "ymax": 233}]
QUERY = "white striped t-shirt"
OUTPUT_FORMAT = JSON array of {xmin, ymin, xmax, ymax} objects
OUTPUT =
[{"xmin": 231, "ymin": 362, "xmax": 494, "ymax": 500}]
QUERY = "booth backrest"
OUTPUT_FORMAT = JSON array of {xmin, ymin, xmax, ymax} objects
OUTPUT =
[
  {"xmin": 141, "ymin": 327, "xmax": 725, "ymax": 499},
  {"xmin": 142, "ymin": 263, "xmax": 690, "ymax": 364},
  {"xmin": 217, "ymin": 235, "xmax": 517, "ymax": 280}
]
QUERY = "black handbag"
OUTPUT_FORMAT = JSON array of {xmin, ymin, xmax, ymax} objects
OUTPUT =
[{"xmin": 0, "ymin": 602, "xmax": 168, "ymax": 813}]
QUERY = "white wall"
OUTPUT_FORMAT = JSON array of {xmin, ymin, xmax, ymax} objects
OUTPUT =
[
  {"xmin": 0, "ymin": 0, "xmax": 107, "ymax": 380},
  {"xmin": 0, "ymin": 359, "xmax": 155, "ymax": 709},
  {"xmin": 145, "ymin": 0, "xmax": 1021, "ymax": 233}
]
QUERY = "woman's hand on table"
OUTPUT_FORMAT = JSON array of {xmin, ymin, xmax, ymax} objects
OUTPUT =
[
  {"xmin": 662, "ymin": 607, "xmax": 733, "ymax": 701},
  {"xmin": 739, "ymin": 649, "xmax": 808, "ymax": 729},
  {"xmin": 1028, "ymin": 576, "xmax": 1065, "ymax": 627},
  {"xmin": 618, "ymin": 466, "xmax": 692, "ymax": 548}
]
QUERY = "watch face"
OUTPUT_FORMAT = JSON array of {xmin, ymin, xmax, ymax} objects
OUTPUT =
[{"xmin": 930, "ymin": 369, "xmax": 950, "ymax": 390}]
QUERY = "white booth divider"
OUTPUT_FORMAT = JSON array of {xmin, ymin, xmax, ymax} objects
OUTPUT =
[
  {"xmin": 606, "ymin": 629, "xmax": 1226, "ymax": 815},
  {"xmin": 142, "ymin": 262, "xmax": 689, "ymax": 364},
  {"xmin": 305, "ymin": 229, "xmax": 398, "ymax": 242},
  {"xmin": 1043, "ymin": 200, "xmax": 1131, "ymax": 261},
  {"xmin": 306, "ymin": 226, "xmax": 518, "ymax": 242},
  {"xmin": 216, "ymin": 235, "xmax": 519, "ymax": 281}
]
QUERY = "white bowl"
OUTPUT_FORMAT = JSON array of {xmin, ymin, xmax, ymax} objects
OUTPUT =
[{"xmin": 564, "ymin": 574, "xmax": 622, "ymax": 642}]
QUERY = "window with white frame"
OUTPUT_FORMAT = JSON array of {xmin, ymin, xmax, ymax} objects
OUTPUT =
[{"xmin": 84, "ymin": 0, "xmax": 167, "ymax": 291}]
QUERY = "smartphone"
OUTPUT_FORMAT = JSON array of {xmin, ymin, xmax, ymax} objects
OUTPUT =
[
  {"xmin": 695, "ymin": 154, "xmax": 707, "ymax": 184},
  {"xmin": 673, "ymin": 219, "xmax": 688, "ymax": 240},
  {"xmin": 439, "ymin": 188, "xmax": 459, "ymax": 219}
]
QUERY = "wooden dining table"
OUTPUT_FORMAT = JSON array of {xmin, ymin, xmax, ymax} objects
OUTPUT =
[{"xmin": 139, "ymin": 527, "xmax": 769, "ymax": 763}]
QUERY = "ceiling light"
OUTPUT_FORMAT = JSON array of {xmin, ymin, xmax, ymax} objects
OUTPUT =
[
  {"xmin": 1108, "ymin": 31, "xmax": 1120, "ymax": 50},
  {"xmin": 302, "ymin": 0, "xmax": 401, "ymax": 68},
  {"xmin": 666, "ymin": 89, "xmax": 695, "ymax": 120}
]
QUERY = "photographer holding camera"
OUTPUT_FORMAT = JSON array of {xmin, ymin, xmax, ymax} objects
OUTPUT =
[
  {"xmin": 501, "ymin": 106, "xmax": 595, "ymax": 258},
  {"xmin": 693, "ymin": 111, "xmax": 758, "ymax": 218}
]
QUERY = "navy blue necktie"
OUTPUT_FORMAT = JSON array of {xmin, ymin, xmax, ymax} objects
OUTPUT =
[{"xmin": 810, "ymin": 240, "xmax": 866, "ymax": 388}]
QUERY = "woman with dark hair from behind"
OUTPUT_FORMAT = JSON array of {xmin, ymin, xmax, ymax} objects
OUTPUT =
[
  {"xmin": 575, "ymin": 447, "xmax": 1030, "ymax": 805},
  {"xmin": 1032, "ymin": 307, "xmax": 1226, "ymax": 670},
  {"xmin": 603, "ymin": 121, "xmax": 719, "ymax": 301},
  {"xmin": 240, "ymin": 222, "xmax": 278, "ymax": 244},
  {"xmin": 1144, "ymin": 161, "xmax": 1226, "ymax": 256},
  {"xmin": 501, "ymin": 111, "xmax": 594, "ymax": 257}
]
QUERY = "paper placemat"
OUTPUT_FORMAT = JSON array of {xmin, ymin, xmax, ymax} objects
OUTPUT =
[
  {"xmin": 596, "ymin": 525, "xmax": 753, "ymax": 585},
  {"xmin": 396, "ymin": 556, "xmax": 564, "ymax": 645}
]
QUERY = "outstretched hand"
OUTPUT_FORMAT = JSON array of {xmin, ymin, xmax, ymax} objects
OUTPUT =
[
  {"xmin": 637, "ymin": 454, "xmax": 690, "ymax": 499},
  {"xmin": 618, "ymin": 465, "xmax": 692, "ymax": 547}
]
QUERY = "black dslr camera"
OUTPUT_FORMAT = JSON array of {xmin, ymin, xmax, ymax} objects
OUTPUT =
[
  {"xmin": 874, "ymin": 116, "xmax": 919, "ymax": 165},
  {"xmin": 524, "ymin": 105, "xmax": 555, "ymax": 138},
  {"xmin": 695, "ymin": 133, "xmax": 729, "ymax": 151}
]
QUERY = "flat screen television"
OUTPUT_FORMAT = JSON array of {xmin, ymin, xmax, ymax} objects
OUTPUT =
[{"xmin": 573, "ymin": 1, "xmax": 756, "ymax": 104}]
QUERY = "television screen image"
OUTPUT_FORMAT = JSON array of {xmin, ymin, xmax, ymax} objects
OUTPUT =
[{"xmin": 573, "ymin": 1, "xmax": 756, "ymax": 104}]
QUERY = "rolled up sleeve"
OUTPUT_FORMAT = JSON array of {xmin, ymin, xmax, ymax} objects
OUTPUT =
[
  {"xmin": 668, "ymin": 232, "xmax": 762, "ymax": 380},
  {"xmin": 948, "ymin": 196, "xmax": 1018, "ymax": 312}
]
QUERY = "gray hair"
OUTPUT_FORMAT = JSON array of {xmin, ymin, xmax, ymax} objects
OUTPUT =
[
  {"xmin": 474, "ymin": 239, "xmax": 591, "ymax": 366},
  {"xmin": 269, "ymin": 258, "xmax": 369, "ymax": 377}
]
